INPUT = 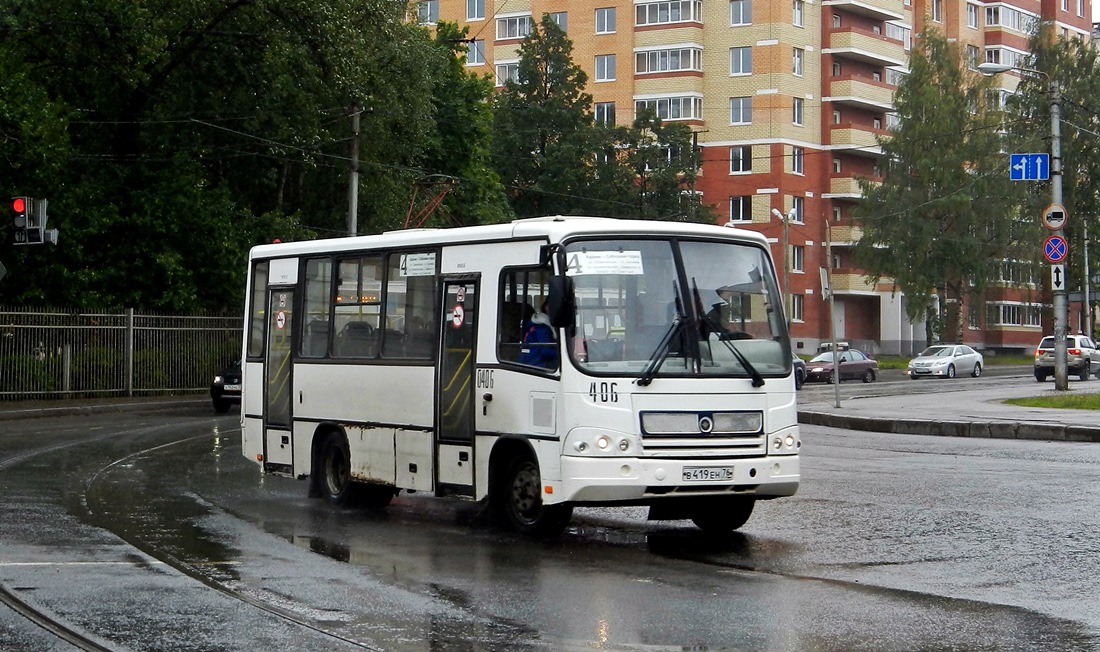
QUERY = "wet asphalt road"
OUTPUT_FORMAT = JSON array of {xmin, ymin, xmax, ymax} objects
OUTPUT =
[{"xmin": 0, "ymin": 400, "xmax": 1098, "ymax": 651}]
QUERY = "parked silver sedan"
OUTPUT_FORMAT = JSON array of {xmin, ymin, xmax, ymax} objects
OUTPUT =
[{"xmin": 907, "ymin": 344, "xmax": 983, "ymax": 380}]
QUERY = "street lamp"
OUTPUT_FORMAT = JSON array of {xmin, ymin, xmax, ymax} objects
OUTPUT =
[
  {"xmin": 771, "ymin": 207, "xmax": 793, "ymax": 326},
  {"xmin": 978, "ymin": 61, "xmax": 1068, "ymax": 390}
]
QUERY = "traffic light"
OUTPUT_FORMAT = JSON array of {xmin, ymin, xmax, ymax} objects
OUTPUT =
[{"xmin": 12, "ymin": 196, "xmax": 30, "ymax": 245}]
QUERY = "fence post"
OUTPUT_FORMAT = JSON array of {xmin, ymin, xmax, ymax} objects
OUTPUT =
[
  {"xmin": 126, "ymin": 308, "xmax": 134, "ymax": 397},
  {"xmin": 62, "ymin": 342, "xmax": 71, "ymax": 396}
]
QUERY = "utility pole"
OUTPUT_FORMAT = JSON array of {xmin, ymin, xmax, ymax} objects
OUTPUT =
[{"xmin": 347, "ymin": 105, "xmax": 361, "ymax": 237}]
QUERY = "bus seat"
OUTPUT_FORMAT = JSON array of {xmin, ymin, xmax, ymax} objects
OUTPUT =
[
  {"xmin": 337, "ymin": 321, "xmax": 378, "ymax": 357},
  {"xmin": 381, "ymin": 329, "xmax": 406, "ymax": 357},
  {"xmin": 304, "ymin": 319, "xmax": 330, "ymax": 357}
]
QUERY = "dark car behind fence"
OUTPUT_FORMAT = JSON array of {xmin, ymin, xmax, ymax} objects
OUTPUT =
[{"xmin": 0, "ymin": 307, "xmax": 242, "ymax": 401}]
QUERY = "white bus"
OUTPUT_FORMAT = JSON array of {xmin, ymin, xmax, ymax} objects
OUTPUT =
[{"xmin": 241, "ymin": 216, "xmax": 800, "ymax": 537}]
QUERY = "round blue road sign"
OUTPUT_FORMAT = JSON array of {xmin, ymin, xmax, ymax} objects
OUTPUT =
[{"xmin": 1043, "ymin": 235, "xmax": 1068, "ymax": 263}]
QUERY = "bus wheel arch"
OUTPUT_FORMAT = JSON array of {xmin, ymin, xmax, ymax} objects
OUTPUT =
[
  {"xmin": 489, "ymin": 438, "xmax": 572, "ymax": 538},
  {"xmin": 312, "ymin": 426, "xmax": 357, "ymax": 507}
]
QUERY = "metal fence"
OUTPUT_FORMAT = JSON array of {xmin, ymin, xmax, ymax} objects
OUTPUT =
[{"xmin": 0, "ymin": 307, "xmax": 242, "ymax": 401}]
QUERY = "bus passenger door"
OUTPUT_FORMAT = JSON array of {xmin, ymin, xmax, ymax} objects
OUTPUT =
[
  {"xmin": 263, "ymin": 288, "xmax": 295, "ymax": 473},
  {"xmin": 436, "ymin": 278, "xmax": 477, "ymax": 496}
]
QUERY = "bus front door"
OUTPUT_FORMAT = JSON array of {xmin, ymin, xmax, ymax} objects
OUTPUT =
[
  {"xmin": 436, "ymin": 278, "xmax": 478, "ymax": 496},
  {"xmin": 263, "ymin": 288, "xmax": 295, "ymax": 473}
]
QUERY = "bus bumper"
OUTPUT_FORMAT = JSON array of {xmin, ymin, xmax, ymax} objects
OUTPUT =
[{"xmin": 557, "ymin": 455, "xmax": 799, "ymax": 504}]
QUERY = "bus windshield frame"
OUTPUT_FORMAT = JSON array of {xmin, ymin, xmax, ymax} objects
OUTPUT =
[{"xmin": 564, "ymin": 236, "xmax": 792, "ymax": 381}]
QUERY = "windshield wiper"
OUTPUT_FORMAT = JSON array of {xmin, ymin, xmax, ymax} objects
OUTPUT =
[
  {"xmin": 636, "ymin": 284, "xmax": 686, "ymax": 387},
  {"xmin": 691, "ymin": 280, "xmax": 765, "ymax": 388}
]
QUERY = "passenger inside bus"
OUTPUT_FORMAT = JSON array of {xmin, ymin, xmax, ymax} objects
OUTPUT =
[{"xmin": 517, "ymin": 301, "xmax": 558, "ymax": 369}]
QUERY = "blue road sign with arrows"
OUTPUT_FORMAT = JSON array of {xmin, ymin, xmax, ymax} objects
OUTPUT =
[{"xmin": 1010, "ymin": 153, "xmax": 1050, "ymax": 181}]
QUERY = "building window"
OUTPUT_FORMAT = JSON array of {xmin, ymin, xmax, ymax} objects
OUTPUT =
[
  {"xmin": 832, "ymin": 109, "xmax": 841, "ymax": 124},
  {"xmin": 873, "ymin": 116, "xmax": 882, "ymax": 129},
  {"xmin": 636, "ymin": 1, "xmax": 703, "ymax": 26},
  {"xmin": 832, "ymin": 13, "xmax": 841, "ymax": 28},
  {"xmin": 595, "ymin": 102, "xmax": 616, "ymax": 125},
  {"xmin": 967, "ymin": 3, "xmax": 979, "ymax": 27},
  {"xmin": 730, "ymin": 145, "xmax": 752, "ymax": 173},
  {"xmin": 596, "ymin": 7, "xmax": 616, "ymax": 33},
  {"xmin": 496, "ymin": 15, "xmax": 532, "ymax": 40},
  {"xmin": 792, "ymin": 146, "xmax": 804, "ymax": 174},
  {"xmin": 418, "ymin": 1, "xmax": 438, "ymax": 24},
  {"xmin": 792, "ymin": 47, "xmax": 804, "ymax": 76},
  {"xmin": 966, "ymin": 45, "xmax": 979, "ymax": 69},
  {"xmin": 793, "ymin": 0, "xmax": 804, "ymax": 26},
  {"xmin": 832, "ymin": 62, "xmax": 841, "ymax": 77},
  {"xmin": 495, "ymin": 62, "xmax": 520, "ymax": 86},
  {"xmin": 635, "ymin": 95, "xmax": 704, "ymax": 121},
  {"xmin": 730, "ymin": 195, "xmax": 752, "ymax": 222},
  {"xmin": 637, "ymin": 47, "xmax": 703, "ymax": 74},
  {"xmin": 550, "ymin": 12, "xmax": 567, "ymax": 31},
  {"xmin": 832, "ymin": 207, "xmax": 842, "ymax": 221},
  {"xmin": 791, "ymin": 245, "xmax": 805, "ymax": 272},
  {"xmin": 466, "ymin": 40, "xmax": 485, "ymax": 65},
  {"xmin": 467, "ymin": 0, "xmax": 485, "ymax": 20},
  {"xmin": 832, "ymin": 158, "xmax": 841, "ymax": 173},
  {"xmin": 791, "ymin": 196, "xmax": 804, "ymax": 223},
  {"xmin": 793, "ymin": 97, "xmax": 804, "ymax": 125},
  {"xmin": 596, "ymin": 54, "xmax": 616, "ymax": 81},
  {"xmin": 730, "ymin": 47, "xmax": 752, "ymax": 75},
  {"xmin": 790, "ymin": 293, "xmax": 804, "ymax": 322},
  {"xmin": 932, "ymin": 0, "xmax": 942, "ymax": 22},
  {"xmin": 730, "ymin": 97, "xmax": 752, "ymax": 124},
  {"xmin": 730, "ymin": 0, "xmax": 751, "ymax": 26}
]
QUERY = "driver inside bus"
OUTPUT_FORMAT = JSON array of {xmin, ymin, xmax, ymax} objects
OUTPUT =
[{"xmin": 518, "ymin": 301, "xmax": 559, "ymax": 369}]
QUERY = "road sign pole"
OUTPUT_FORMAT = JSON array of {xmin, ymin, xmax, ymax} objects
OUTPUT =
[{"xmin": 1051, "ymin": 79, "xmax": 1068, "ymax": 390}]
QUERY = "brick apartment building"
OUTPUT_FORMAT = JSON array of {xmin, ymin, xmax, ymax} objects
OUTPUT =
[{"xmin": 420, "ymin": 0, "xmax": 1094, "ymax": 355}]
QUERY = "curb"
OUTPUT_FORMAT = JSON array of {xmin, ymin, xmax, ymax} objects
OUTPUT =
[{"xmin": 799, "ymin": 410, "xmax": 1100, "ymax": 443}]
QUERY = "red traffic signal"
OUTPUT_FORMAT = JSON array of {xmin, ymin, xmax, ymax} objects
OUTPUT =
[{"xmin": 12, "ymin": 197, "xmax": 26, "ymax": 214}]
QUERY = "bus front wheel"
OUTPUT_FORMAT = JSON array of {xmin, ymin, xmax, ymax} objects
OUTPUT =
[
  {"xmin": 690, "ymin": 498, "xmax": 755, "ymax": 535},
  {"xmin": 497, "ymin": 456, "xmax": 572, "ymax": 538},
  {"xmin": 319, "ymin": 433, "xmax": 357, "ymax": 507}
]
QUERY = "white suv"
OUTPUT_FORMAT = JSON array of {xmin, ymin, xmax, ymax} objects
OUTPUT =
[{"xmin": 1034, "ymin": 335, "xmax": 1100, "ymax": 382}]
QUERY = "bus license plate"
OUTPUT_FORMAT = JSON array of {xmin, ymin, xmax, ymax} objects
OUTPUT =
[{"xmin": 682, "ymin": 466, "xmax": 733, "ymax": 482}]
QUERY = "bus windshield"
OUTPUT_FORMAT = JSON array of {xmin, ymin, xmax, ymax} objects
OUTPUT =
[{"xmin": 566, "ymin": 237, "xmax": 790, "ymax": 380}]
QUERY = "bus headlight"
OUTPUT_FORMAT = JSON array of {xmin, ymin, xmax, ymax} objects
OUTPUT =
[
  {"xmin": 771, "ymin": 431, "xmax": 800, "ymax": 453},
  {"xmin": 564, "ymin": 430, "xmax": 639, "ymax": 457}
]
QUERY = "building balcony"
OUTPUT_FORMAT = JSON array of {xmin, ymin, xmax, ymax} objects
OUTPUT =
[
  {"xmin": 829, "ymin": 124, "xmax": 885, "ymax": 152},
  {"xmin": 824, "ymin": 177, "xmax": 876, "ymax": 199},
  {"xmin": 823, "ymin": 29, "xmax": 906, "ymax": 68},
  {"xmin": 825, "ymin": 78, "xmax": 895, "ymax": 112},
  {"xmin": 829, "ymin": 270, "xmax": 880, "ymax": 294},
  {"xmin": 821, "ymin": 0, "xmax": 905, "ymax": 22},
  {"xmin": 828, "ymin": 225, "xmax": 864, "ymax": 245}
]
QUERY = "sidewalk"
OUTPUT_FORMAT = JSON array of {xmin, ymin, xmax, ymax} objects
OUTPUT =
[
  {"xmin": 0, "ymin": 395, "xmax": 208, "ymax": 421},
  {"xmin": 798, "ymin": 379, "xmax": 1100, "ymax": 443}
]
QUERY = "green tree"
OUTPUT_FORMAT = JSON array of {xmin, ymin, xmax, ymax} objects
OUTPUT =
[
  {"xmin": 0, "ymin": 0, "xmax": 482, "ymax": 311},
  {"xmin": 619, "ymin": 109, "xmax": 710, "ymax": 222},
  {"xmin": 852, "ymin": 27, "xmax": 1031, "ymax": 344},
  {"xmin": 417, "ymin": 22, "xmax": 510, "ymax": 228},
  {"xmin": 1005, "ymin": 26, "xmax": 1100, "ymax": 335},
  {"xmin": 491, "ymin": 15, "xmax": 594, "ymax": 217}
]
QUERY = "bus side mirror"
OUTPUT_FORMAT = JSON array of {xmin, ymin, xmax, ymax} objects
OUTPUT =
[{"xmin": 546, "ymin": 276, "xmax": 576, "ymax": 332}]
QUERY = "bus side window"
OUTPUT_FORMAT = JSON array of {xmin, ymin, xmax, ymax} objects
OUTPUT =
[{"xmin": 499, "ymin": 300, "xmax": 534, "ymax": 362}]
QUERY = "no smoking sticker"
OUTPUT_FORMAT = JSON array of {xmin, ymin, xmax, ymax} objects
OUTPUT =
[{"xmin": 451, "ymin": 305, "xmax": 464, "ymax": 328}]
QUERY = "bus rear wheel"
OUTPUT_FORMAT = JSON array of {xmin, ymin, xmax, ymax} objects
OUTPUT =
[
  {"xmin": 320, "ymin": 433, "xmax": 356, "ymax": 507},
  {"xmin": 690, "ymin": 498, "xmax": 755, "ymax": 535},
  {"xmin": 497, "ymin": 456, "xmax": 572, "ymax": 538}
]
